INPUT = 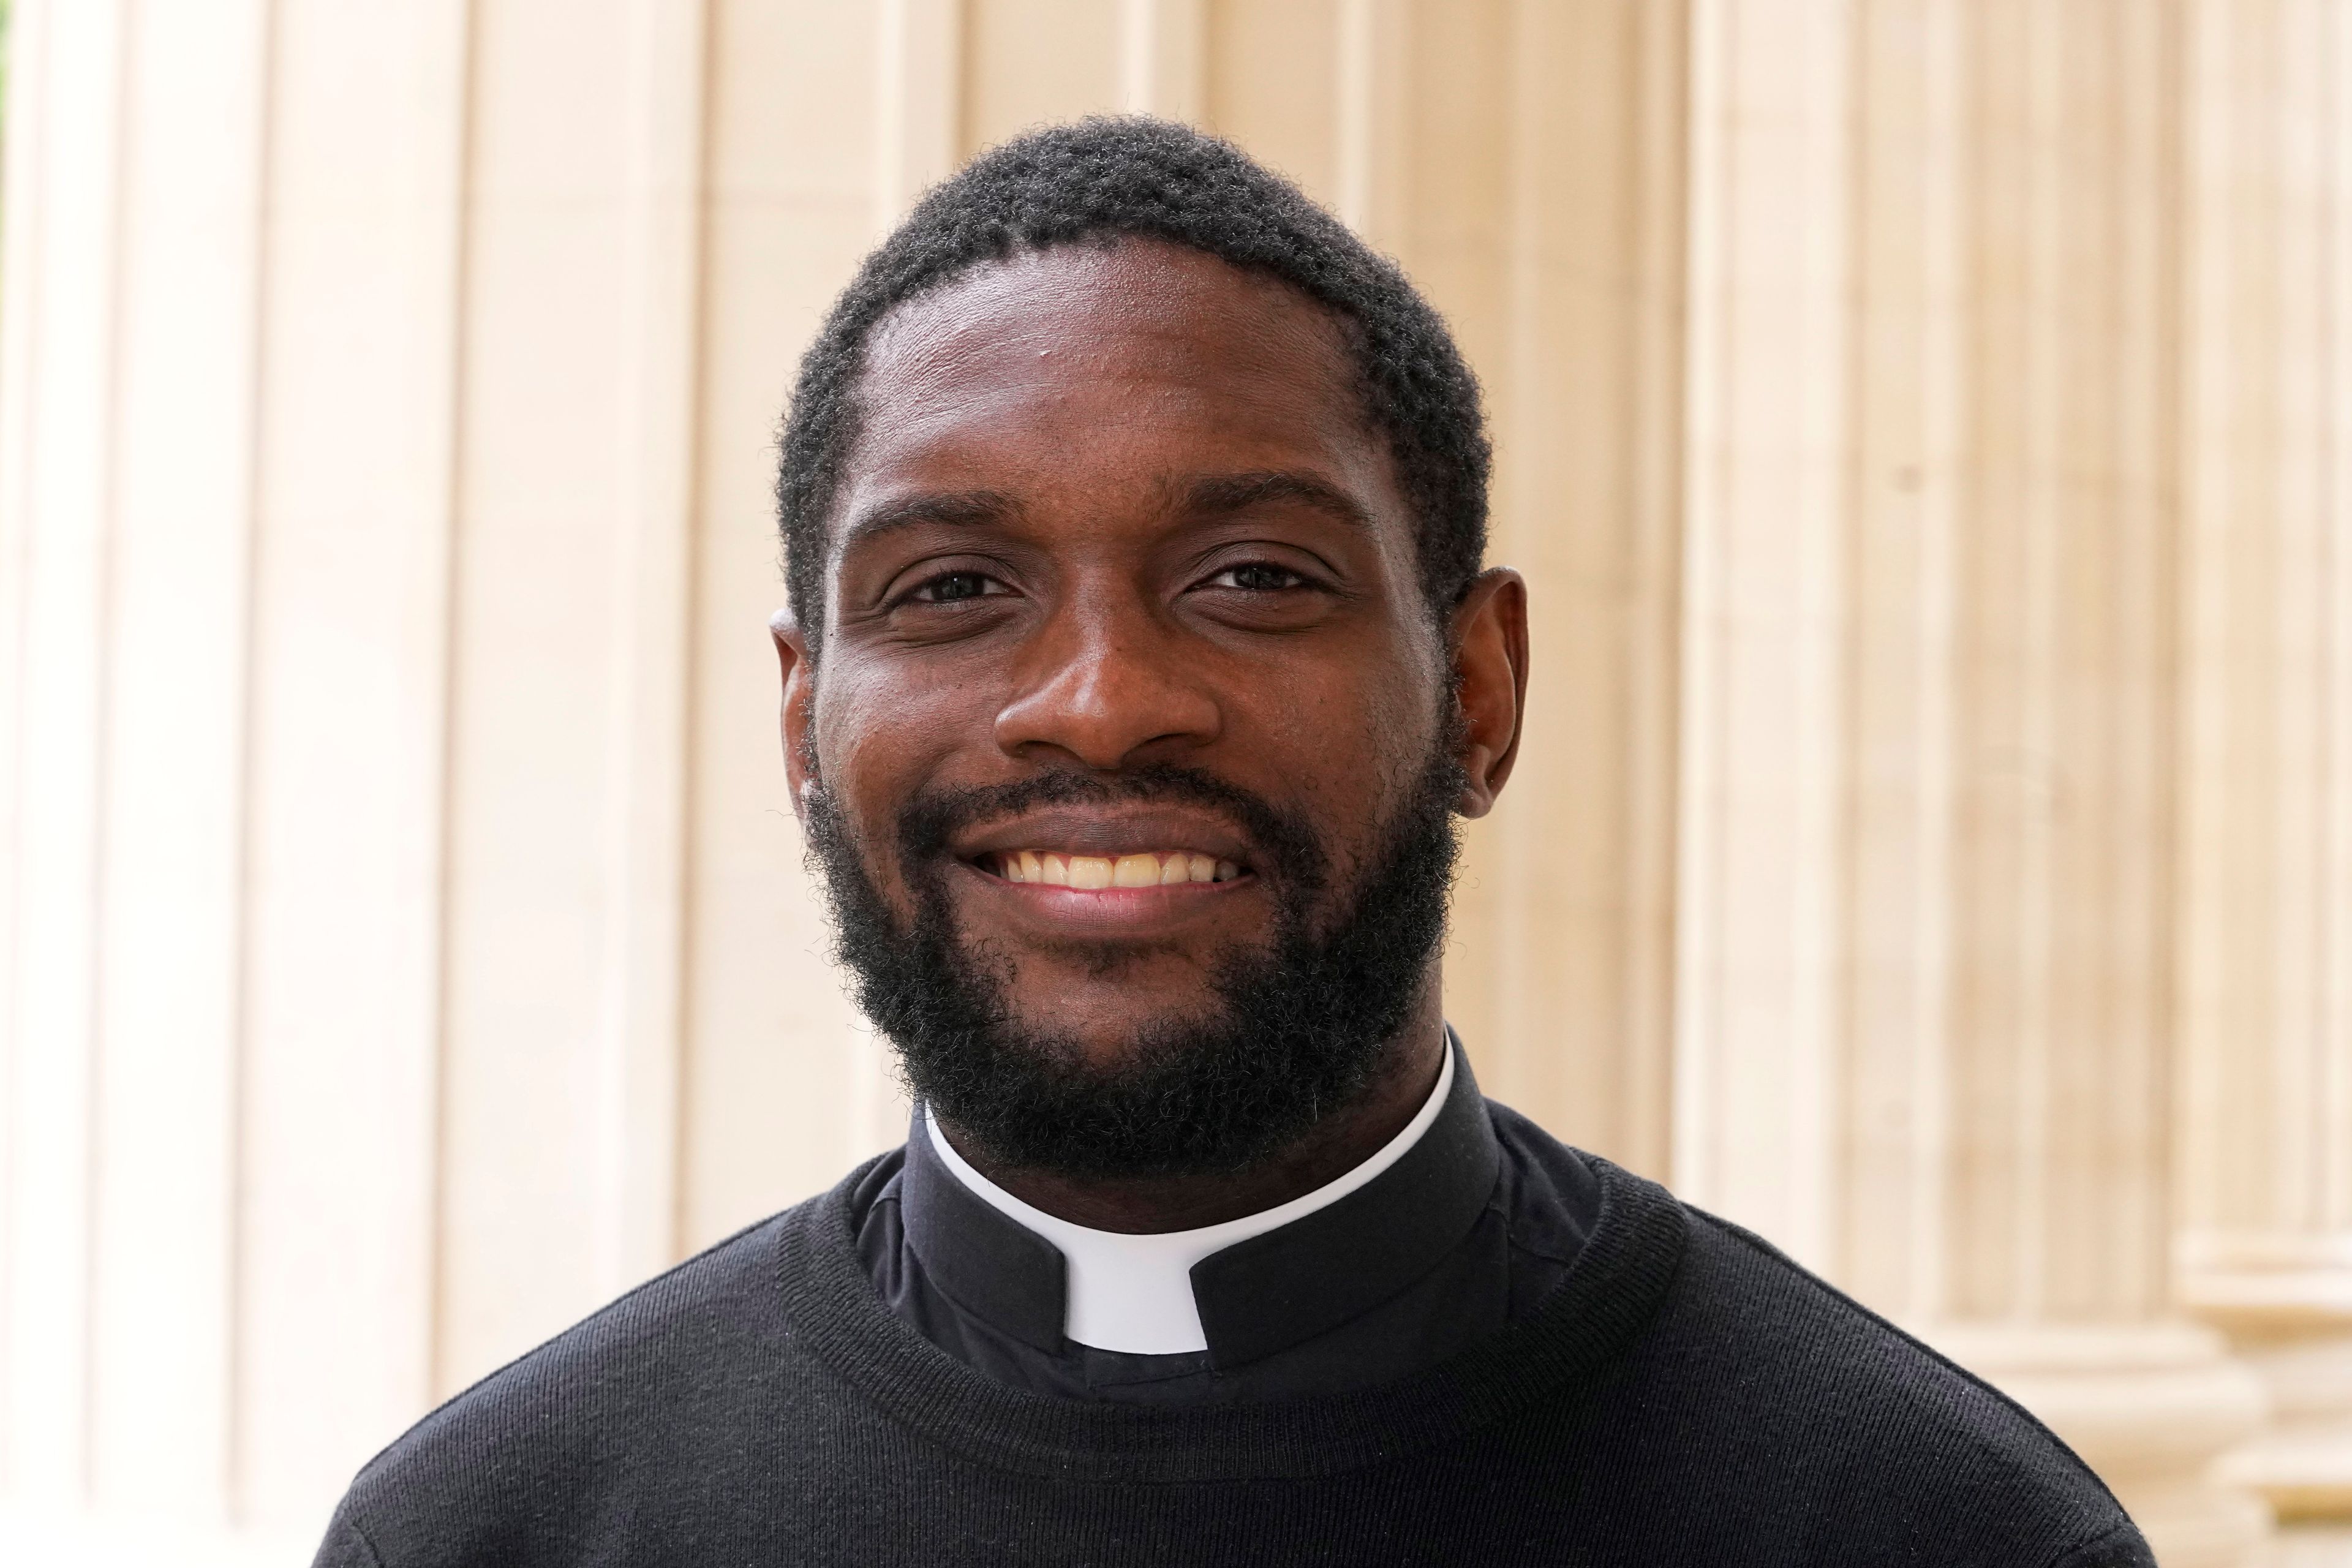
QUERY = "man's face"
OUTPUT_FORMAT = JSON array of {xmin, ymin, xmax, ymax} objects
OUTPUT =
[{"xmin": 779, "ymin": 239, "xmax": 1517, "ymax": 1176}]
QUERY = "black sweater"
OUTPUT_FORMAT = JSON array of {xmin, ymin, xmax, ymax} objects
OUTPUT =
[{"xmin": 314, "ymin": 1145, "xmax": 2150, "ymax": 1566}]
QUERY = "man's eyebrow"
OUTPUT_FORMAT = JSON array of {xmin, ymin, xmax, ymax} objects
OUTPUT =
[
  {"xmin": 838, "ymin": 489, "xmax": 1019, "ymax": 551},
  {"xmin": 1176, "ymin": 470, "xmax": 1376, "ymax": 533}
]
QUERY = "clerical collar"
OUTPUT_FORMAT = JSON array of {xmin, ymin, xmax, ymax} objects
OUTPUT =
[{"xmin": 899, "ymin": 1030, "xmax": 1502, "ymax": 1369}]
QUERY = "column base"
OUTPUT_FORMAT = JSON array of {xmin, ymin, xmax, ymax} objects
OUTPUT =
[
  {"xmin": 2182, "ymin": 1238, "xmax": 2352, "ymax": 1557},
  {"xmin": 2215, "ymin": 1394, "xmax": 2352, "ymax": 1520},
  {"xmin": 1927, "ymin": 1320, "xmax": 2272, "ymax": 1568},
  {"xmin": 2272, "ymin": 1524, "xmax": 2352, "ymax": 1567}
]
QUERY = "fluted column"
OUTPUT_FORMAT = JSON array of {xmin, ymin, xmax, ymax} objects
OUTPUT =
[
  {"xmin": 2174, "ymin": 1, "xmax": 2352, "ymax": 1559},
  {"xmin": 0, "ymin": 0, "xmax": 900, "ymax": 1554},
  {"xmin": 1440, "ymin": 0, "xmax": 1687, "ymax": 1180},
  {"xmin": 0, "ymin": 0, "xmax": 282, "ymax": 1537},
  {"xmin": 1668, "ymin": 2, "xmax": 2269, "ymax": 1561}
]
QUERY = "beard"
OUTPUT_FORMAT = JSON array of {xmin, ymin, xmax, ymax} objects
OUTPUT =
[{"xmin": 802, "ymin": 741, "xmax": 1463, "ymax": 1181}]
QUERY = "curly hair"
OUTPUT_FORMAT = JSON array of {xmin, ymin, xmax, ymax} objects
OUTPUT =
[{"xmin": 775, "ymin": 116, "xmax": 1490, "ymax": 642}]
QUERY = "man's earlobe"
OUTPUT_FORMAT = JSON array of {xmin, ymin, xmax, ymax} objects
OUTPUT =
[
  {"xmin": 1447, "ymin": 568, "xmax": 1529, "ymax": 820},
  {"xmin": 772, "ymin": 608, "xmax": 816, "ymax": 823}
]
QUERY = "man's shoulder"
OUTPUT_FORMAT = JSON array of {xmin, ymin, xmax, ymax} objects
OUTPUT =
[
  {"xmin": 316, "ymin": 1172, "xmax": 872, "ymax": 1568},
  {"xmin": 1631, "ymin": 1197, "xmax": 2149, "ymax": 1567},
  {"xmin": 394, "ymin": 1205, "xmax": 791, "ymax": 1442}
]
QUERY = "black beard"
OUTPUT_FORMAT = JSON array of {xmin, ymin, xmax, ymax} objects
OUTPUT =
[{"xmin": 802, "ymin": 750, "xmax": 1462, "ymax": 1180}]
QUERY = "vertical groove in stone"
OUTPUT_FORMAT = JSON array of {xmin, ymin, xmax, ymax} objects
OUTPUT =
[
  {"xmin": 0, "ymin": 0, "xmax": 138, "ymax": 1507},
  {"xmin": 2175, "ymin": 0, "xmax": 2352, "ymax": 1541},
  {"xmin": 1434, "ymin": 0, "xmax": 1678, "ymax": 1182},
  {"xmin": 878, "ymin": 0, "xmax": 962, "ymax": 224},
  {"xmin": 421, "ymin": 0, "xmax": 475, "ymax": 1419},
  {"xmin": 82, "ymin": 0, "xmax": 136, "ymax": 1507},
  {"xmin": 221, "ymin": 0, "xmax": 282, "ymax": 1525},
  {"xmin": 592, "ymin": 0, "xmax": 708, "ymax": 1303},
  {"xmin": 1839, "ymin": 0, "xmax": 1965, "ymax": 1319},
  {"xmin": 412, "ymin": 0, "xmax": 473, "ymax": 1475},
  {"xmin": 82, "ymin": 0, "xmax": 280, "ymax": 1513},
  {"xmin": 2326, "ymin": 0, "xmax": 2352, "ymax": 1246},
  {"xmin": 0, "ymin": 0, "xmax": 53, "ymax": 1496},
  {"xmin": 1670, "ymin": 0, "xmax": 1857, "ymax": 1273},
  {"xmin": 1620, "ymin": 0, "xmax": 1691, "ymax": 1187},
  {"xmin": 1116, "ymin": 0, "xmax": 1205, "ymax": 122}
]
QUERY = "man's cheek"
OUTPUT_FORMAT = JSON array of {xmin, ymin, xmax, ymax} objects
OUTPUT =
[{"xmin": 868, "ymin": 840, "xmax": 938, "ymax": 925}]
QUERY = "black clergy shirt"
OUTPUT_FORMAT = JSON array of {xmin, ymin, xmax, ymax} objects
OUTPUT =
[
  {"xmin": 312, "ymin": 1032, "xmax": 2155, "ymax": 1566},
  {"xmin": 851, "ymin": 1035, "xmax": 1603, "ymax": 1403}
]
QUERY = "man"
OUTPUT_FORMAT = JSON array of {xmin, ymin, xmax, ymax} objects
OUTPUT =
[{"xmin": 315, "ymin": 119, "xmax": 2149, "ymax": 1567}]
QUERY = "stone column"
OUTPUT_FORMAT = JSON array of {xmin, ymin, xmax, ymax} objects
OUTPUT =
[
  {"xmin": 1668, "ymin": 2, "xmax": 2269, "ymax": 1561},
  {"xmin": 2173, "ymin": 1, "xmax": 2352, "ymax": 1561},
  {"xmin": 1419, "ymin": 0, "xmax": 1689, "ymax": 1181},
  {"xmin": 0, "ymin": 0, "xmax": 891, "ymax": 1554},
  {"xmin": 0, "ymin": 0, "xmax": 276, "ymax": 1534}
]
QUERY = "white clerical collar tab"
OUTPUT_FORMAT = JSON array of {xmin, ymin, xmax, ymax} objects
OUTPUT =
[{"xmin": 924, "ymin": 1042, "xmax": 1455, "ymax": 1355}]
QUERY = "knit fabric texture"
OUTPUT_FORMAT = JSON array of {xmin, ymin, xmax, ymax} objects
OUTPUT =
[{"xmin": 313, "ymin": 1117, "xmax": 2149, "ymax": 1567}]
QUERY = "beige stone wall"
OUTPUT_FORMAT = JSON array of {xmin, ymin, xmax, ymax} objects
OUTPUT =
[{"xmin": 1, "ymin": 1, "xmax": 2346, "ymax": 1562}]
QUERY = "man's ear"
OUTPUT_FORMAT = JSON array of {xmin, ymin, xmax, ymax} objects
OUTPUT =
[
  {"xmin": 771, "ymin": 608, "xmax": 816, "ymax": 823},
  {"xmin": 1447, "ymin": 568, "xmax": 1528, "ymax": 819}
]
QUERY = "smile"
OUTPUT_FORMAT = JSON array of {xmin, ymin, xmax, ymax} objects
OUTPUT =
[{"xmin": 987, "ymin": 850, "xmax": 1246, "ymax": 888}]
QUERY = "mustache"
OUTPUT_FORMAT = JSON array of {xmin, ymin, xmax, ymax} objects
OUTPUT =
[{"xmin": 894, "ymin": 764, "xmax": 1329, "ymax": 892}]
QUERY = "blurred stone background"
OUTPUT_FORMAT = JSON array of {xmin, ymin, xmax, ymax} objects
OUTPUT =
[{"xmin": 0, "ymin": 1, "xmax": 2346, "ymax": 1562}]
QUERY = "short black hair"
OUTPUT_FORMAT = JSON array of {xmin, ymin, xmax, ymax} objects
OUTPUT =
[{"xmin": 775, "ymin": 115, "xmax": 1490, "ymax": 641}]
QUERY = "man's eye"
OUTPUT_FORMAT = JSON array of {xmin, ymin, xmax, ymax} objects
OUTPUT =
[
  {"xmin": 1212, "ymin": 562, "xmax": 1306, "ymax": 592},
  {"xmin": 909, "ymin": 571, "xmax": 1003, "ymax": 604}
]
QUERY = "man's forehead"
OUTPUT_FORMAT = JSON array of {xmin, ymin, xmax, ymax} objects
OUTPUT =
[
  {"xmin": 854, "ymin": 239, "xmax": 1361, "ymax": 424},
  {"xmin": 832, "ymin": 469, "xmax": 1380, "ymax": 560}
]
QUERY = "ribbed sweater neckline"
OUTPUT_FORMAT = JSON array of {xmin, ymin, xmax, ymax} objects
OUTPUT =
[{"xmin": 774, "ymin": 1148, "xmax": 1691, "ymax": 1485}]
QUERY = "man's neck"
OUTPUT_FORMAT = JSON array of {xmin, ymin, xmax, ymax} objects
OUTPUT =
[{"xmin": 935, "ymin": 995, "xmax": 1450, "ymax": 1235}]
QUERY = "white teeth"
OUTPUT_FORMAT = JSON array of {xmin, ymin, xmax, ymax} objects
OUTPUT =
[{"xmin": 994, "ymin": 850, "xmax": 1243, "ymax": 888}]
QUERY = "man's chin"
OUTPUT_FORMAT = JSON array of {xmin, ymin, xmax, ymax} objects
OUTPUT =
[
  {"xmin": 982, "ymin": 929, "xmax": 1245, "ymax": 995},
  {"xmin": 957, "ymin": 969, "xmax": 1246, "ymax": 1077},
  {"xmin": 996, "ymin": 1019, "xmax": 1237, "ymax": 1082}
]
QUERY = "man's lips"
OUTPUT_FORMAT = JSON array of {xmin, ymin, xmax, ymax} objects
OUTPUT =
[
  {"xmin": 946, "ymin": 804, "xmax": 1259, "ymax": 925},
  {"xmin": 951, "ymin": 805, "xmax": 1256, "ymax": 877},
  {"xmin": 989, "ymin": 847, "xmax": 1243, "ymax": 887},
  {"xmin": 950, "ymin": 857, "xmax": 1250, "ymax": 941}
]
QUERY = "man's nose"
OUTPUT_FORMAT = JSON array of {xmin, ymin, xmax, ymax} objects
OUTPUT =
[{"xmin": 992, "ymin": 597, "xmax": 1223, "ymax": 769}]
